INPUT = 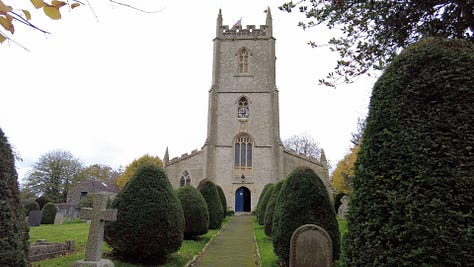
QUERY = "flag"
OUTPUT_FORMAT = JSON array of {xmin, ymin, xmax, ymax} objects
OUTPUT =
[{"xmin": 234, "ymin": 17, "xmax": 242, "ymax": 27}]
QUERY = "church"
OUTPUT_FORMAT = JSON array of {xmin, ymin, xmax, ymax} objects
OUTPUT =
[{"xmin": 164, "ymin": 8, "xmax": 330, "ymax": 212}]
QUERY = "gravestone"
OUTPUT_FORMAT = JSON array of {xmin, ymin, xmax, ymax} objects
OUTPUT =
[
  {"xmin": 71, "ymin": 193, "xmax": 117, "ymax": 267},
  {"xmin": 289, "ymin": 224, "xmax": 332, "ymax": 267},
  {"xmin": 338, "ymin": 195, "xmax": 350, "ymax": 219},
  {"xmin": 28, "ymin": 210, "xmax": 42, "ymax": 226}
]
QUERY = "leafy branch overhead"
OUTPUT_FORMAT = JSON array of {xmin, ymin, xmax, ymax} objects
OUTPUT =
[
  {"xmin": 0, "ymin": 0, "xmax": 81, "ymax": 44},
  {"xmin": 280, "ymin": 0, "xmax": 474, "ymax": 87}
]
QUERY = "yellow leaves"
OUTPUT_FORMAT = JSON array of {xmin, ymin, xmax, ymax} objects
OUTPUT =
[
  {"xmin": 43, "ymin": 5, "xmax": 61, "ymax": 20},
  {"xmin": 0, "ymin": 1, "xmax": 12, "ymax": 12},
  {"xmin": 30, "ymin": 0, "xmax": 45, "ymax": 9},
  {"xmin": 0, "ymin": 14, "xmax": 14, "ymax": 34},
  {"xmin": 0, "ymin": 33, "xmax": 6, "ymax": 43},
  {"xmin": 22, "ymin": 10, "xmax": 32, "ymax": 20},
  {"xmin": 71, "ymin": 3, "xmax": 80, "ymax": 9},
  {"xmin": 51, "ymin": 0, "xmax": 66, "ymax": 8}
]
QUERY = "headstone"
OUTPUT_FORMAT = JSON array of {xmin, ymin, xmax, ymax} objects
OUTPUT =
[
  {"xmin": 54, "ymin": 212, "xmax": 64, "ymax": 224},
  {"xmin": 28, "ymin": 210, "xmax": 42, "ymax": 226},
  {"xmin": 289, "ymin": 224, "xmax": 333, "ymax": 267},
  {"xmin": 71, "ymin": 193, "xmax": 117, "ymax": 267},
  {"xmin": 338, "ymin": 195, "xmax": 350, "ymax": 219}
]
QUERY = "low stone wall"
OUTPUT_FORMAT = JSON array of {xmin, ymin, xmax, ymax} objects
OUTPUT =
[{"xmin": 29, "ymin": 239, "xmax": 75, "ymax": 261}]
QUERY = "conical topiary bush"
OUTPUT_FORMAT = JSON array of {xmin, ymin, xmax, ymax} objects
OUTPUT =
[
  {"xmin": 198, "ymin": 179, "xmax": 223, "ymax": 229},
  {"xmin": 176, "ymin": 185, "xmax": 209, "ymax": 239}
]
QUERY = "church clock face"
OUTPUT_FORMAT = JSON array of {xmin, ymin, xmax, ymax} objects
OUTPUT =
[{"xmin": 238, "ymin": 107, "xmax": 249, "ymax": 119}]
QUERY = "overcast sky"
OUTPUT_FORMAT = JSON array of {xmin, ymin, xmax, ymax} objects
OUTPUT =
[{"xmin": 1, "ymin": 0, "xmax": 375, "ymax": 183}]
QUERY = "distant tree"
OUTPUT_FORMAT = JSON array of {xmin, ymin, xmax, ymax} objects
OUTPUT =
[
  {"xmin": 198, "ymin": 179, "xmax": 223, "ymax": 229},
  {"xmin": 331, "ymin": 145, "xmax": 359, "ymax": 195},
  {"xmin": 176, "ymin": 186, "xmax": 209, "ymax": 239},
  {"xmin": 105, "ymin": 163, "xmax": 184, "ymax": 264},
  {"xmin": 282, "ymin": 134, "xmax": 321, "ymax": 160},
  {"xmin": 280, "ymin": 0, "xmax": 474, "ymax": 87},
  {"xmin": 75, "ymin": 164, "xmax": 120, "ymax": 184},
  {"xmin": 0, "ymin": 127, "xmax": 30, "ymax": 266},
  {"xmin": 24, "ymin": 150, "xmax": 83, "ymax": 203},
  {"xmin": 116, "ymin": 154, "xmax": 163, "ymax": 189}
]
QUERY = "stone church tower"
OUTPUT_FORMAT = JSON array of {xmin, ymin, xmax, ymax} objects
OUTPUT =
[{"xmin": 165, "ymin": 9, "xmax": 330, "ymax": 212}]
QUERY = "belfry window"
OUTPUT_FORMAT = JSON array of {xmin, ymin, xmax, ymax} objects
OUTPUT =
[
  {"xmin": 180, "ymin": 171, "xmax": 191, "ymax": 187},
  {"xmin": 234, "ymin": 134, "xmax": 253, "ymax": 174},
  {"xmin": 238, "ymin": 48, "xmax": 249, "ymax": 73},
  {"xmin": 238, "ymin": 96, "xmax": 249, "ymax": 119}
]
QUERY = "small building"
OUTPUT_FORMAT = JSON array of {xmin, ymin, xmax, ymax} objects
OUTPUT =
[{"xmin": 66, "ymin": 179, "xmax": 120, "ymax": 206}]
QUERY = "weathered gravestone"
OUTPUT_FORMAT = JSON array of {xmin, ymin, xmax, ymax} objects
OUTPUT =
[
  {"xmin": 338, "ymin": 195, "xmax": 350, "ymax": 219},
  {"xmin": 28, "ymin": 210, "xmax": 43, "ymax": 226},
  {"xmin": 289, "ymin": 224, "xmax": 333, "ymax": 267},
  {"xmin": 71, "ymin": 193, "xmax": 117, "ymax": 267}
]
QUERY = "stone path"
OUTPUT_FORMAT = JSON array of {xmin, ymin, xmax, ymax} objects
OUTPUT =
[{"xmin": 191, "ymin": 216, "xmax": 260, "ymax": 267}]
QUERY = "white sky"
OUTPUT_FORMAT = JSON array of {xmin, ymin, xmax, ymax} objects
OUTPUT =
[{"xmin": 1, "ymin": 0, "xmax": 375, "ymax": 183}]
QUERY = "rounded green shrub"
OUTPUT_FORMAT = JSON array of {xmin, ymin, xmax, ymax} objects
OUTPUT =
[
  {"xmin": 264, "ymin": 180, "xmax": 284, "ymax": 236},
  {"xmin": 176, "ymin": 185, "xmax": 209, "ymax": 239},
  {"xmin": 272, "ymin": 167, "xmax": 340, "ymax": 264},
  {"xmin": 24, "ymin": 201, "xmax": 40, "ymax": 216},
  {"xmin": 35, "ymin": 195, "xmax": 52, "ymax": 209},
  {"xmin": 41, "ymin": 202, "xmax": 57, "ymax": 224},
  {"xmin": 104, "ymin": 163, "xmax": 184, "ymax": 264},
  {"xmin": 0, "ymin": 127, "xmax": 30, "ymax": 266},
  {"xmin": 256, "ymin": 183, "xmax": 273, "ymax": 221},
  {"xmin": 216, "ymin": 185, "xmax": 227, "ymax": 219},
  {"xmin": 344, "ymin": 38, "xmax": 474, "ymax": 266},
  {"xmin": 257, "ymin": 184, "xmax": 274, "ymax": 225},
  {"xmin": 198, "ymin": 179, "xmax": 223, "ymax": 229}
]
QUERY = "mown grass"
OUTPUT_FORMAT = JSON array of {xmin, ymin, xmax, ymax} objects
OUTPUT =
[
  {"xmin": 29, "ymin": 217, "xmax": 229, "ymax": 267},
  {"xmin": 253, "ymin": 216, "xmax": 348, "ymax": 267}
]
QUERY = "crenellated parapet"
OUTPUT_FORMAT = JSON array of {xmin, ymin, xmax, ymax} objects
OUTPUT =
[
  {"xmin": 283, "ymin": 148, "xmax": 324, "ymax": 166},
  {"xmin": 168, "ymin": 148, "xmax": 203, "ymax": 166},
  {"xmin": 216, "ymin": 7, "xmax": 273, "ymax": 40}
]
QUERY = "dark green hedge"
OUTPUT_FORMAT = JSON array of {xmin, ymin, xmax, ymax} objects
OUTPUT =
[
  {"xmin": 0, "ymin": 127, "xmax": 30, "ymax": 266},
  {"xmin": 176, "ymin": 185, "xmax": 209, "ymax": 239},
  {"xmin": 35, "ymin": 195, "xmax": 52, "ymax": 210},
  {"xmin": 272, "ymin": 167, "xmax": 340, "ymax": 264},
  {"xmin": 344, "ymin": 38, "xmax": 474, "ymax": 266},
  {"xmin": 258, "ymin": 184, "xmax": 274, "ymax": 225},
  {"xmin": 41, "ymin": 203, "xmax": 57, "ymax": 224},
  {"xmin": 256, "ymin": 183, "xmax": 273, "ymax": 220},
  {"xmin": 264, "ymin": 180, "xmax": 284, "ymax": 236},
  {"xmin": 105, "ymin": 163, "xmax": 184, "ymax": 264},
  {"xmin": 216, "ymin": 185, "xmax": 227, "ymax": 219},
  {"xmin": 24, "ymin": 201, "xmax": 40, "ymax": 216},
  {"xmin": 198, "ymin": 179, "xmax": 223, "ymax": 229}
]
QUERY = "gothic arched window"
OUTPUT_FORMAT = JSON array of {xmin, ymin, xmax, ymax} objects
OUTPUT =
[
  {"xmin": 238, "ymin": 96, "xmax": 249, "ymax": 119},
  {"xmin": 238, "ymin": 48, "xmax": 249, "ymax": 73},
  {"xmin": 234, "ymin": 134, "xmax": 253, "ymax": 175},
  {"xmin": 180, "ymin": 171, "xmax": 191, "ymax": 187}
]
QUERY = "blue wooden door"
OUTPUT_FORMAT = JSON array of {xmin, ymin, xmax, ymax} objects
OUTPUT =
[{"xmin": 235, "ymin": 187, "xmax": 245, "ymax": 212}]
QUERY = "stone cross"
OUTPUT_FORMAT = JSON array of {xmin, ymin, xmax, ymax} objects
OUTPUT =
[
  {"xmin": 289, "ymin": 224, "xmax": 333, "ymax": 267},
  {"xmin": 71, "ymin": 193, "xmax": 117, "ymax": 267}
]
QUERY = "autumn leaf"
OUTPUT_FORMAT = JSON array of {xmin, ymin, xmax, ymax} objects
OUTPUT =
[
  {"xmin": 0, "ymin": 1, "xmax": 12, "ymax": 12},
  {"xmin": 43, "ymin": 5, "xmax": 61, "ymax": 20},
  {"xmin": 51, "ymin": 0, "xmax": 66, "ymax": 8},
  {"xmin": 30, "ymin": 0, "xmax": 45, "ymax": 9},
  {"xmin": 0, "ymin": 33, "xmax": 6, "ymax": 43},
  {"xmin": 71, "ymin": 3, "xmax": 80, "ymax": 9},
  {"xmin": 0, "ymin": 14, "xmax": 14, "ymax": 34},
  {"xmin": 22, "ymin": 10, "xmax": 32, "ymax": 20}
]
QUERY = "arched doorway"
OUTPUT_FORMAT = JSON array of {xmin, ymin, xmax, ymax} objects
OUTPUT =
[{"xmin": 235, "ymin": 187, "xmax": 251, "ymax": 212}]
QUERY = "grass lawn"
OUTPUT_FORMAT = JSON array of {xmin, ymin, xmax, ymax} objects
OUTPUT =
[
  {"xmin": 29, "ymin": 218, "xmax": 228, "ymax": 267},
  {"xmin": 253, "ymin": 216, "xmax": 348, "ymax": 267}
]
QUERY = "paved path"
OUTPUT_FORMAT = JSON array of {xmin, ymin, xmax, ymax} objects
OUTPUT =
[{"xmin": 191, "ymin": 216, "xmax": 259, "ymax": 267}]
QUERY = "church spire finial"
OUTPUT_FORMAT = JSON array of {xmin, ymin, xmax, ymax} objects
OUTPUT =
[
  {"xmin": 320, "ymin": 149, "xmax": 328, "ymax": 168},
  {"xmin": 265, "ymin": 7, "xmax": 272, "ymax": 36},
  {"xmin": 164, "ymin": 146, "xmax": 170, "ymax": 167},
  {"xmin": 216, "ymin": 9, "xmax": 223, "ymax": 36}
]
